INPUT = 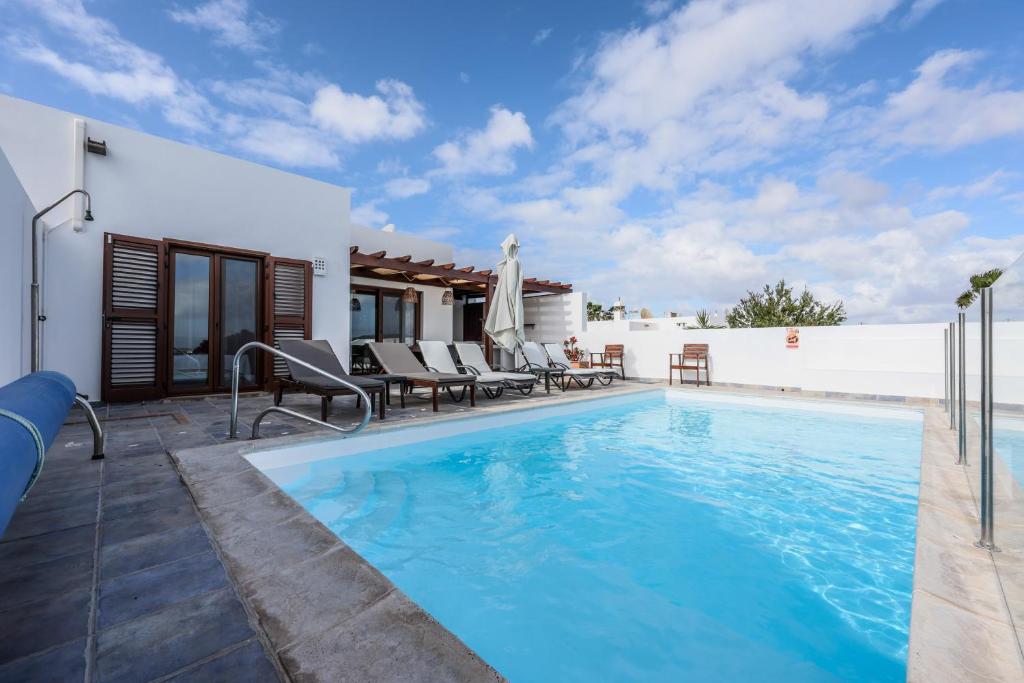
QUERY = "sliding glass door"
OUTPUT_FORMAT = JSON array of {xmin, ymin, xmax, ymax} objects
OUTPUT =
[{"xmin": 218, "ymin": 257, "xmax": 260, "ymax": 389}]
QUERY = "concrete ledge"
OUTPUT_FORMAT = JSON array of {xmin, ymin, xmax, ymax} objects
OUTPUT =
[
  {"xmin": 906, "ymin": 408, "xmax": 1024, "ymax": 682},
  {"xmin": 172, "ymin": 439, "xmax": 504, "ymax": 682}
]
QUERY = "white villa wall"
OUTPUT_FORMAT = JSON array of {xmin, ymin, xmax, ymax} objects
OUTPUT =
[
  {"xmin": 524, "ymin": 292, "xmax": 587, "ymax": 344},
  {"xmin": 574, "ymin": 319, "xmax": 1023, "ymax": 402},
  {"xmin": 0, "ymin": 148, "xmax": 33, "ymax": 386},
  {"xmin": 0, "ymin": 95, "xmax": 352, "ymax": 399}
]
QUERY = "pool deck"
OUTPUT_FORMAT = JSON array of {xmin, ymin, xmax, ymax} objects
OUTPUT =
[{"xmin": 3, "ymin": 380, "xmax": 1023, "ymax": 680}]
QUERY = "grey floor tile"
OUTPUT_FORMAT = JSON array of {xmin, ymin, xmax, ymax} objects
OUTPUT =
[
  {"xmin": 102, "ymin": 504, "xmax": 199, "ymax": 546},
  {"xmin": 102, "ymin": 485, "xmax": 190, "ymax": 521},
  {"xmin": 16, "ymin": 486, "xmax": 99, "ymax": 516},
  {"xmin": 95, "ymin": 588, "xmax": 254, "ymax": 683},
  {"xmin": 98, "ymin": 550, "xmax": 229, "ymax": 629},
  {"xmin": 0, "ymin": 638, "xmax": 87, "ymax": 683},
  {"xmin": 26, "ymin": 465, "xmax": 102, "ymax": 496},
  {"xmin": 163, "ymin": 640, "xmax": 279, "ymax": 682},
  {"xmin": 101, "ymin": 469, "xmax": 181, "ymax": 502},
  {"xmin": 0, "ymin": 588, "xmax": 91, "ymax": 664},
  {"xmin": 100, "ymin": 522, "xmax": 211, "ymax": 580},
  {"xmin": 3, "ymin": 498, "xmax": 99, "ymax": 542},
  {"xmin": 0, "ymin": 524, "xmax": 96, "ymax": 570},
  {"xmin": 0, "ymin": 549, "xmax": 94, "ymax": 610}
]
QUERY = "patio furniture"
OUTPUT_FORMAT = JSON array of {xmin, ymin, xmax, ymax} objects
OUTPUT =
[
  {"xmin": 368, "ymin": 342, "xmax": 476, "ymax": 412},
  {"xmin": 419, "ymin": 341, "xmax": 514, "ymax": 399},
  {"xmin": 669, "ymin": 343, "xmax": 710, "ymax": 386},
  {"xmin": 542, "ymin": 343, "xmax": 616, "ymax": 388},
  {"xmin": 517, "ymin": 342, "xmax": 567, "ymax": 393},
  {"xmin": 277, "ymin": 339, "xmax": 387, "ymax": 420},
  {"xmin": 453, "ymin": 343, "xmax": 537, "ymax": 396},
  {"xmin": 589, "ymin": 344, "xmax": 626, "ymax": 380}
]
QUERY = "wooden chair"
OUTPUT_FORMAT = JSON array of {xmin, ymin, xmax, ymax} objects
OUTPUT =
[
  {"xmin": 669, "ymin": 344, "xmax": 710, "ymax": 386},
  {"xmin": 589, "ymin": 344, "xmax": 626, "ymax": 380}
]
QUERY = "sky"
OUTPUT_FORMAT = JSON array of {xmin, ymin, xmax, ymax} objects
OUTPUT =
[{"xmin": 2, "ymin": 0, "xmax": 1023, "ymax": 323}]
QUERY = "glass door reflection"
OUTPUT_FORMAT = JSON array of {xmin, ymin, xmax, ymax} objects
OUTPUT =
[
  {"xmin": 218, "ymin": 256, "xmax": 260, "ymax": 388},
  {"xmin": 171, "ymin": 252, "xmax": 211, "ymax": 390}
]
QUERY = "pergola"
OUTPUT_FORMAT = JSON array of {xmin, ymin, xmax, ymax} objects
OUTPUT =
[{"xmin": 349, "ymin": 246, "xmax": 573, "ymax": 360}]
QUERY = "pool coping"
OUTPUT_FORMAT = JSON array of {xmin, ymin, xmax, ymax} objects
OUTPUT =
[
  {"xmin": 169, "ymin": 383, "xmax": 1021, "ymax": 681},
  {"xmin": 906, "ymin": 407, "xmax": 1024, "ymax": 681}
]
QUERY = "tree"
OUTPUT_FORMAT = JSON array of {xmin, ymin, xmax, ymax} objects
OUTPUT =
[
  {"xmin": 587, "ymin": 301, "xmax": 613, "ymax": 321},
  {"xmin": 689, "ymin": 308, "xmax": 725, "ymax": 329},
  {"xmin": 725, "ymin": 280, "xmax": 846, "ymax": 328},
  {"xmin": 956, "ymin": 269, "xmax": 1003, "ymax": 309}
]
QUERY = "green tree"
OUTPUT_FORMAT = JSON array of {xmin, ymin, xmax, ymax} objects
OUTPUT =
[
  {"xmin": 725, "ymin": 280, "xmax": 846, "ymax": 328},
  {"xmin": 587, "ymin": 301, "xmax": 613, "ymax": 321},
  {"xmin": 690, "ymin": 308, "xmax": 725, "ymax": 329},
  {"xmin": 955, "ymin": 269, "xmax": 1003, "ymax": 309}
]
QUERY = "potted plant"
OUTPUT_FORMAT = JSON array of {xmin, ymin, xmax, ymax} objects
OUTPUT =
[{"xmin": 563, "ymin": 337, "xmax": 588, "ymax": 368}]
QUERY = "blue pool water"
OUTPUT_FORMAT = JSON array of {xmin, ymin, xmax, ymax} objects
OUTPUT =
[{"xmin": 267, "ymin": 394, "xmax": 922, "ymax": 682}]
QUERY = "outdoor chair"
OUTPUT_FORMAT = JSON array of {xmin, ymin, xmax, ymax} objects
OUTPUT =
[
  {"xmin": 669, "ymin": 343, "xmax": 710, "ymax": 386},
  {"xmin": 589, "ymin": 344, "xmax": 626, "ymax": 380},
  {"xmin": 368, "ymin": 342, "xmax": 476, "ymax": 412},
  {"xmin": 453, "ymin": 343, "xmax": 537, "ymax": 396},
  {"xmin": 420, "ymin": 341, "xmax": 536, "ymax": 399},
  {"xmin": 276, "ymin": 339, "xmax": 387, "ymax": 421},
  {"xmin": 542, "ymin": 343, "xmax": 616, "ymax": 388}
]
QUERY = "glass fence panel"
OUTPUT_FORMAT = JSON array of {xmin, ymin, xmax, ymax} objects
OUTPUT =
[{"xmin": 990, "ymin": 252, "xmax": 1024, "ymax": 632}]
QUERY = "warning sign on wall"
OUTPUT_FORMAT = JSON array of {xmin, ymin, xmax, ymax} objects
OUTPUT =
[{"xmin": 786, "ymin": 327, "xmax": 800, "ymax": 349}]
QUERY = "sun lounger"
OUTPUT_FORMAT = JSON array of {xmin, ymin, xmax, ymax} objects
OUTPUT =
[
  {"xmin": 277, "ymin": 339, "xmax": 387, "ymax": 420},
  {"xmin": 419, "ymin": 341, "xmax": 529, "ymax": 399},
  {"xmin": 516, "ymin": 342, "xmax": 567, "ymax": 393},
  {"xmin": 367, "ymin": 342, "xmax": 476, "ymax": 411},
  {"xmin": 542, "ymin": 343, "xmax": 616, "ymax": 388},
  {"xmin": 453, "ymin": 343, "xmax": 537, "ymax": 396}
]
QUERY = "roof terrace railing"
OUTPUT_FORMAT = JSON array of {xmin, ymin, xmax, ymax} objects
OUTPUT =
[{"xmin": 228, "ymin": 341, "xmax": 372, "ymax": 440}]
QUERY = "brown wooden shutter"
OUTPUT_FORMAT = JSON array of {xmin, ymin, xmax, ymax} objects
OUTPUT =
[
  {"xmin": 101, "ymin": 233, "xmax": 166, "ymax": 401},
  {"xmin": 265, "ymin": 257, "xmax": 312, "ymax": 380}
]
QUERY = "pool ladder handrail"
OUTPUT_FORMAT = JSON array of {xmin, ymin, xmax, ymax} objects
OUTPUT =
[{"xmin": 228, "ymin": 341, "xmax": 372, "ymax": 440}]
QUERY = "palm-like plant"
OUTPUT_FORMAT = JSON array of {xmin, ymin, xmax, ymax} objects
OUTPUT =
[
  {"xmin": 956, "ymin": 269, "xmax": 1003, "ymax": 309},
  {"xmin": 693, "ymin": 308, "xmax": 724, "ymax": 329}
]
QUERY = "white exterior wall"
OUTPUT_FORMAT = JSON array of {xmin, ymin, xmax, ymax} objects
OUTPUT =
[
  {"xmin": 524, "ymin": 292, "xmax": 587, "ymax": 344},
  {"xmin": 0, "ymin": 148, "xmax": 33, "ymax": 386},
  {"xmin": 574, "ymin": 319, "xmax": 1024, "ymax": 402},
  {"xmin": 0, "ymin": 95, "xmax": 351, "ymax": 399}
]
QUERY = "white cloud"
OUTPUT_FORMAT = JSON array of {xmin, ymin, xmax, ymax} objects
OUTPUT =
[
  {"xmin": 533, "ymin": 28, "xmax": 553, "ymax": 45},
  {"xmin": 385, "ymin": 176, "xmax": 431, "ymax": 198},
  {"xmin": 8, "ymin": 0, "xmax": 213, "ymax": 131},
  {"xmin": 642, "ymin": 1, "xmax": 674, "ymax": 18},
  {"xmin": 878, "ymin": 50, "xmax": 1024, "ymax": 149},
  {"xmin": 928, "ymin": 170, "xmax": 1015, "ymax": 201},
  {"xmin": 231, "ymin": 119, "xmax": 339, "ymax": 168},
  {"xmin": 900, "ymin": 0, "xmax": 947, "ymax": 27},
  {"xmin": 351, "ymin": 200, "xmax": 389, "ymax": 227},
  {"xmin": 311, "ymin": 80, "xmax": 426, "ymax": 143},
  {"xmin": 169, "ymin": 0, "xmax": 281, "ymax": 52},
  {"xmin": 459, "ymin": 71, "xmax": 471, "ymax": 84},
  {"xmin": 433, "ymin": 106, "xmax": 533, "ymax": 176}
]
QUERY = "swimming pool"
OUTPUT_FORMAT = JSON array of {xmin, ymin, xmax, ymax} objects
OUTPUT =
[{"xmin": 256, "ymin": 391, "xmax": 922, "ymax": 682}]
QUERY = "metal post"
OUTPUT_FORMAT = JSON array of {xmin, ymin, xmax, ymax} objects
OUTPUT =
[
  {"xmin": 957, "ymin": 313, "xmax": 967, "ymax": 464},
  {"xmin": 976, "ymin": 289, "xmax": 996, "ymax": 550},
  {"xmin": 948, "ymin": 322, "xmax": 956, "ymax": 428},
  {"xmin": 944, "ymin": 327, "xmax": 950, "ymax": 416}
]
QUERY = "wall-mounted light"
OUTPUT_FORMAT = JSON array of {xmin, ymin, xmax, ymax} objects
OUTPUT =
[
  {"xmin": 441, "ymin": 288, "xmax": 454, "ymax": 306},
  {"xmin": 86, "ymin": 137, "xmax": 107, "ymax": 156},
  {"xmin": 401, "ymin": 286, "xmax": 418, "ymax": 304}
]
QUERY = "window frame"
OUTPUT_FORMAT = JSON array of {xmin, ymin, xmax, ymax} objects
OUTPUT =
[{"xmin": 350, "ymin": 284, "xmax": 423, "ymax": 344}]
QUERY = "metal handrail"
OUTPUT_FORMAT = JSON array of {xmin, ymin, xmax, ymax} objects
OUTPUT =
[
  {"xmin": 73, "ymin": 394, "xmax": 105, "ymax": 459},
  {"xmin": 228, "ymin": 341, "xmax": 372, "ymax": 440}
]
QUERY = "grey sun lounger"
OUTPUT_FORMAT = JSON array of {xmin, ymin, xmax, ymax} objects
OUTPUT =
[
  {"xmin": 516, "ymin": 341, "xmax": 567, "ymax": 393},
  {"xmin": 277, "ymin": 339, "xmax": 387, "ymax": 420},
  {"xmin": 453, "ymin": 342, "xmax": 537, "ymax": 396},
  {"xmin": 367, "ymin": 342, "xmax": 476, "ymax": 411}
]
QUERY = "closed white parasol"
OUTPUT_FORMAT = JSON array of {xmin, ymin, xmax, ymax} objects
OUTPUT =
[{"xmin": 483, "ymin": 233, "xmax": 525, "ymax": 353}]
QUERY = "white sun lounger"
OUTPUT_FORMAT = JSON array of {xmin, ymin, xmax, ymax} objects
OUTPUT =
[
  {"xmin": 453, "ymin": 342, "xmax": 538, "ymax": 396},
  {"xmin": 419, "ymin": 341, "xmax": 519, "ymax": 399}
]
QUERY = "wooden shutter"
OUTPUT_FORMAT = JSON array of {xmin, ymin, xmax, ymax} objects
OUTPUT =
[
  {"xmin": 265, "ymin": 257, "xmax": 312, "ymax": 380},
  {"xmin": 101, "ymin": 234, "xmax": 166, "ymax": 401}
]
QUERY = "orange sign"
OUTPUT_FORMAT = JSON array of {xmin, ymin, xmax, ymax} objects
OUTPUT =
[{"xmin": 786, "ymin": 327, "xmax": 800, "ymax": 349}]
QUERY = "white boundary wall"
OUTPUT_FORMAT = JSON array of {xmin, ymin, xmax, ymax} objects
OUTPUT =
[{"xmin": 575, "ymin": 318, "xmax": 1024, "ymax": 402}]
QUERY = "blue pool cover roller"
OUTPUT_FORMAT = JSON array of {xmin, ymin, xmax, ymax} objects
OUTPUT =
[{"xmin": 0, "ymin": 371, "xmax": 76, "ymax": 535}]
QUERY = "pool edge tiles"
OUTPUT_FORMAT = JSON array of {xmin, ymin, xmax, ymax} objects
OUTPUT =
[{"xmin": 247, "ymin": 386, "xmax": 921, "ymax": 472}]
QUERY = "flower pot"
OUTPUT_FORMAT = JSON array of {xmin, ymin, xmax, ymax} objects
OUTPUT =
[{"xmin": 570, "ymin": 361, "xmax": 589, "ymax": 369}]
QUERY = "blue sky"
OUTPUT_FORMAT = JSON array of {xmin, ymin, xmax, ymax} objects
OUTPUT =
[{"xmin": 2, "ymin": 0, "xmax": 1023, "ymax": 322}]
